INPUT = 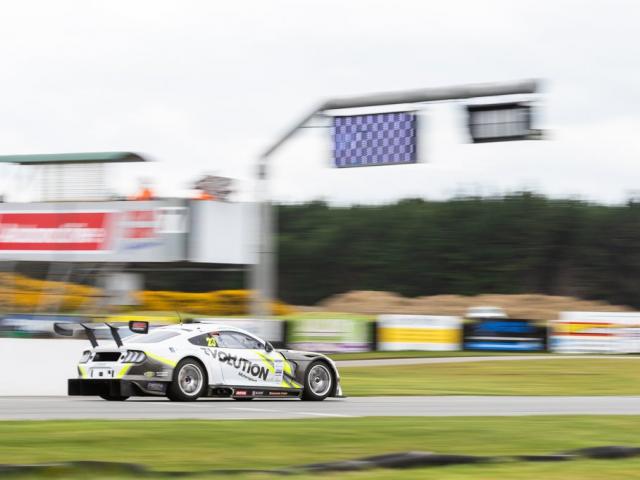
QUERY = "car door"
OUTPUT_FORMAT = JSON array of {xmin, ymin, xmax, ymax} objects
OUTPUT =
[
  {"xmin": 216, "ymin": 331, "xmax": 284, "ymax": 387},
  {"xmin": 187, "ymin": 332, "xmax": 225, "ymax": 384}
]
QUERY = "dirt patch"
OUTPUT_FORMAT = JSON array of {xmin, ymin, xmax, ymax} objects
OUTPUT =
[{"xmin": 315, "ymin": 291, "xmax": 632, "ymax": 321}]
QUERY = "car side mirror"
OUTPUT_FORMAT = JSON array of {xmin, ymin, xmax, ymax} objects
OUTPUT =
[{"xmin": 264, "ymin": 341, "xmax": 274, "ymax": 353}]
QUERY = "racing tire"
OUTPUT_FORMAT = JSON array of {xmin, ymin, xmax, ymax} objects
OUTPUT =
[
  {"xmin": 302, "ymin": 361, "xmax": 334, "ymax": 401},
  {"xmin": 167, "ymin": 358, "xmax": 207, "ymax": 402},
  {"xmin": 99, "ymin": 395, "xmax": 129, "ymax": 401}
]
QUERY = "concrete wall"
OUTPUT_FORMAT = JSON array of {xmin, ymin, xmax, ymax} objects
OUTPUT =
[{"xmin": 0, "ymin": 339, "xmax": 88, "ymax": 396}]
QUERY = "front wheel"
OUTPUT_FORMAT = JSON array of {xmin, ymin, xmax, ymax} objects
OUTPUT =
[
  {"xmin": 302, "ymin": 361, "xmax": 334, "ymax": 401},
  {"xmin": 167, "ymin": 359, "xmax": 207, "ymax": 401},
  {"xmin": 99, "ymin": 395, "xmax": 129, "ymax": 401}
]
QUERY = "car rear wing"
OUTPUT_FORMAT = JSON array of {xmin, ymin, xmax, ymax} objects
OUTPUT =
[{"xmin": 53, "ymin": 320, "xmax": 150, "ymax": 348}]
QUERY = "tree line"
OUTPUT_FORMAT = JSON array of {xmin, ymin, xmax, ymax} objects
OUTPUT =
[{"xmin": 278, "ymin": 193, "xmax": 640, "ymax": 307}]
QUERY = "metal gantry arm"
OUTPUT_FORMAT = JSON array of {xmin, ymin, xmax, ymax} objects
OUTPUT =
[{"xmin": 250, "ymin": 79, "xmax": 541, "ymax": 318}]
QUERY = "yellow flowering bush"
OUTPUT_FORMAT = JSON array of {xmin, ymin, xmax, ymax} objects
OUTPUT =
[{"xmin": 0, "ymin": 273, "xmax": 294, "ymax": 316}]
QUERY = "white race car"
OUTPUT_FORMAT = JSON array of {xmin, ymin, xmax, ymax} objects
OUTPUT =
[{"xmin": 56, "ymin": 321, "xmax": 343, "ymax": 402}]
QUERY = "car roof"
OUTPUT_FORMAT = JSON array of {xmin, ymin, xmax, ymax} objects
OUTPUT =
[{"xmin": 154, "ymin": 323, "xmax": 259, "ymax": 338}]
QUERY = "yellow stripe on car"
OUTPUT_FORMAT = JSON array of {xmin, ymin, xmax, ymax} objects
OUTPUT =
[
  {"xmin": 145, "ymin": 352, "xmax": 177, "ymax": 368},
  {"xmin": 279, "ymin": 353, "xmax": 294, "ymax": 375},
  {"xmin": 78, "ymin": 366, "xmax": 87, "ymax": 378},
  {"xmin": 117, "ymin": 364, "xmax": 132, "ymax": 378},
  {"xmin": 255, "ymin": 351, "xmax": 276, "ymax": 373},
  {"xmin": 283, "ymin": 374, "xmax": 302, "ymax": 388}
]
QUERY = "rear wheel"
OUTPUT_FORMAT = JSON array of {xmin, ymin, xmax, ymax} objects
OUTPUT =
[
  {"xmin": 99, "ymin": 395, "xmax": 129, "ymax": 401},
  {"xmin": 167, "ymin": 359, "xmax": 207, "ymax": 401},
  {"xmin": 302, "ymin": 361, "xmax": 334, "ymax": 401}
]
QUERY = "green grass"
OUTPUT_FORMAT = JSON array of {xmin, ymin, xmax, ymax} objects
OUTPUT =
[
  {"xmin": 329, "ymin": 350, "xmax": 550, "ymax": 361},
  {"xmin": 2, "ymin": 417, "xmax": 640, "ymax": 479},
  {"xmin": 340, "ymin": 358, "xmax": 640, "ymax": 396}
]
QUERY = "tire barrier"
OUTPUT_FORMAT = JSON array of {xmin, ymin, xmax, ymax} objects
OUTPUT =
[
  {"xmin": 564, "ymin": 445, "xmax": 640, "ymax": 459},
  {"xmin": 2, "ymin": 446, "xmax": 639, "ymax": 477},
  {"xmin": 514, "ymin": 454, "xmax": 575, "ymax": 462}
]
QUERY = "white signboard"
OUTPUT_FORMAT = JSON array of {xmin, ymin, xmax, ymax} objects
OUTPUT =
[
  {"xmin": 378, "ymin": 315, "xmax": 462, "ymax": 351},
  {"xmin": 550, "ymin": 312, "xmax": 640, "ymax": 354}
]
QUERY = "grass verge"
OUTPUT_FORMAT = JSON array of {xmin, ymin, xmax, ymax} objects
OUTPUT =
[
  {"xmin": 2, "ymin": 417, "xmax": 640, "ymax": 479},
  {"xmin": 340, "ymin": 358, "xmax": 640, "ymax": 396},
  {"xmin": 329, "ymin": 350, "xmax": 550, "ymax": 361}
]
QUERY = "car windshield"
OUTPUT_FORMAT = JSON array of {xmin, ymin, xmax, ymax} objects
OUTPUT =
[{"xmin": 123, "ymin": 330, "xmax": 180, "ymax": 344}]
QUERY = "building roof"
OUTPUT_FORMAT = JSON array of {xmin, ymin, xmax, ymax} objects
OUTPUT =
[{"xmin": 0, "ymin": 151, "xmax": 147, "ymax": 165}]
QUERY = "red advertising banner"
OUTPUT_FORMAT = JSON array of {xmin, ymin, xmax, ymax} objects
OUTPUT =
[{"xmin": 0, "ymin": 212, "xmax": 111, "ymax": 252}]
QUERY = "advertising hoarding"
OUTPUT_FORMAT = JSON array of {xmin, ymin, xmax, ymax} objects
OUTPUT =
[
  {"xmin": 286, "ymin": 314, "xmax": 373, "ymax": 353},
  {"xmin": 550, "ymin": 312, "xmax": 640, "ymax": 354},
  {"xmin": 0, "ymin": 212, "xmax": 110, "ymax": 252},
  {"xmin": 0, "ymin": 200, "xmax": 187, "ymax": 262},
  {"xmin": 463, "ymin": 318, "xmax": 546, "ymax": 351},
  {"xmin": 0, "ymin": 200, "xmax": 257, "ymax": 264},
  {"xmin": 377, "ymin": 315, "xmax": 461, "ymax": 351}
]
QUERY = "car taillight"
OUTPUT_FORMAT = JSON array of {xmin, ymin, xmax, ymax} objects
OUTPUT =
[
  {"xmin": 121, "ymin": 350, "xmax": 147, "ymax": 363},
  {"xmin": 79, "ymin": 350, "xmax": 92, "ymax": 363}
]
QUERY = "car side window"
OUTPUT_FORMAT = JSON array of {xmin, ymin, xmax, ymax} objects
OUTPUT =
[
  {"xmin": 189, "ymin": 332, "xmax": 222, "ymax": 347},
  {"xmin": 218, "ymin": 331, "xmax": 262, "ymax": 349},
  {"xmin": 188, "ymin": 333, "xmax": 209, "ymax": 346}
]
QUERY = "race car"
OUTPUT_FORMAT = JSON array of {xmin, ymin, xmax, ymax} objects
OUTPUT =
[{"xmin": 55, "ymin": 321, "xmax": 343, "ymax": 402}]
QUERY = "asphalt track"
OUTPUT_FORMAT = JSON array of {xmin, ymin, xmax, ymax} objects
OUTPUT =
[{"xmin": 3, "ymin": 396, "xmax": 640, "ymax": 420}]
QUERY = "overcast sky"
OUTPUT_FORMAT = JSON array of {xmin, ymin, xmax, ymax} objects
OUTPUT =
[{"xmin": 0, "ymin": 0, "xmax": 639, "ymax": 204}]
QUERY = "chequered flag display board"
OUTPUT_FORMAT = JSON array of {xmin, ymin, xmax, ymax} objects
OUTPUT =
[{"xmin": 332, "ymin": 111, "xmax": 418, "ymax": 168}]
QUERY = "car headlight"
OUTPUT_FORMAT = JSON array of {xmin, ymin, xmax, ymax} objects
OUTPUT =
[
  {"xmin": 121, "ymin": 350, "xmax": 147, "ymax": 363},
  {"xmin": 79, "ymin": 350, "xmax": 92, "ymax": 363}
]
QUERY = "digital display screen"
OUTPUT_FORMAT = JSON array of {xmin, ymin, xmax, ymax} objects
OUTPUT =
[{"xmin": 467, "ymin": 102, "xmax": 532, "ymax": 143}]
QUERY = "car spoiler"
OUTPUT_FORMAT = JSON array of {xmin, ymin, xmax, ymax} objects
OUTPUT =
[{"xmin": 53, "ymin": 320, "xmax": 149, "ymax": 348}]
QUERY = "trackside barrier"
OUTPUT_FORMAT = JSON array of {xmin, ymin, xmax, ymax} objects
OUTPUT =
[
  {"xmin": 0, "ymin": 338, "xmax": 87, "ymax": 395},
  {"xmin": 550, "ymin": 311, "xmax": 640, "ymax": 354},
  {"xmin": 286, "ymin": 313, "xmax": 374, "ymax": 353},
  {"xmin": 377, "ymin": 315, "xmax": 462, "ymax": 351},
  {"xmin": 463, "ymin": 318, "xmax": 547, "ymax": 352}
]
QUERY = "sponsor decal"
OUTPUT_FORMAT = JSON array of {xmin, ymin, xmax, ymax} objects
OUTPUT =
[
  {"xmin": 274, "ymin": 359, "xmax": 284, "ymax": 378},
  {"xmin": 147, "ymin": 382, "xmax": 166, "ymax": 392},
  {"xmin": 217, "ymin": 351, "xmax": 269, "ymax": 381},
  {"xmin": 268, "ymin": 391, "xmax": 289, "ymax": 397}
]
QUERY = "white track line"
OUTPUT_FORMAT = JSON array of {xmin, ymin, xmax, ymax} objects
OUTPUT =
[
  {"xmin": 230, "ymin": 407, "xmax": 279, "ymax": 413},
  {"xmin": 294, "ymin": 412, "xmax": 354, "ymax": 417}
]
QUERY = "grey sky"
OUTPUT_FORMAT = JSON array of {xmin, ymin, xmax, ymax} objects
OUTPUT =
[{"xmin": 0, "ymin": 0, "xmax": 638, "ymax": 204}]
